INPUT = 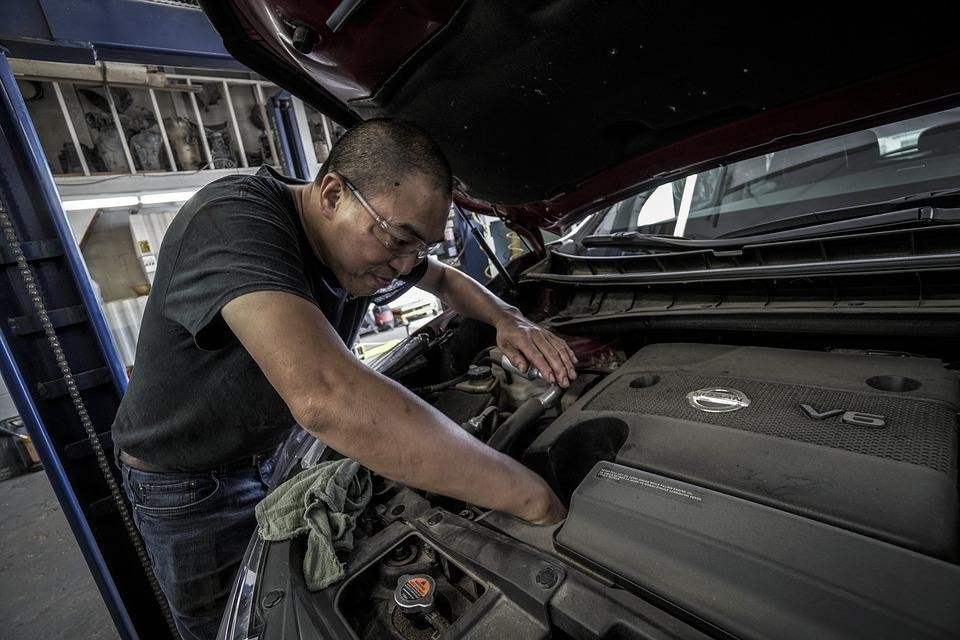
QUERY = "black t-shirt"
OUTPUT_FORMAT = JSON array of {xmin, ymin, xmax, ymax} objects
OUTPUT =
[{"xmin": 111, "ymin": 166, "xmax": 426, "ymax": 469}]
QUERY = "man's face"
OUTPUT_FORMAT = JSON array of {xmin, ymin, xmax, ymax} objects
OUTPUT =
[{"xmin": 311, "ymin": 171, "xmax": 449, "ymax": 296}]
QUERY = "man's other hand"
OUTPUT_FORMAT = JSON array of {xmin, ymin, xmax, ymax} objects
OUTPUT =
[{"xmin": 495, "ymin": 314, "xmax": 578, "ymax": 387}]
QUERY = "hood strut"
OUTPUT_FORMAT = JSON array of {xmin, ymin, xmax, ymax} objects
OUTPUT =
[{"xmin": 455, "ymin": 205, "xmax": 516, "ymax": 289}]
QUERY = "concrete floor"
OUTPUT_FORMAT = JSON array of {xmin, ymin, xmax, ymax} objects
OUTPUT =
[{"xmin": 0, "ymin": 469, "xmax": 120, "ymax": 640}]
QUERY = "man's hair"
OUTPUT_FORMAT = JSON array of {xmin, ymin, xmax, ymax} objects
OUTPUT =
[{"xmin": 317, "ymin": 118, "xmax": 452, "ymax": 199}]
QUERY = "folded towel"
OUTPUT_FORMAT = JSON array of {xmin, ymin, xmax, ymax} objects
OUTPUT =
[{"xmin": 255, "ymin": 458, "xmax": 372, "ymax": 591}]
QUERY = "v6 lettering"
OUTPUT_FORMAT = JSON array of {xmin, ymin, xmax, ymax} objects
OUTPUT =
[{"xmin": 799, "ymin": 404, "xmax": 886, "ymax": 429}]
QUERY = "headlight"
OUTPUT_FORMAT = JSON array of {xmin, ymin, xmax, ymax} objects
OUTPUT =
[{"xmin": 216, "ymin": 535, "xmax": 265, "ymax": 640}]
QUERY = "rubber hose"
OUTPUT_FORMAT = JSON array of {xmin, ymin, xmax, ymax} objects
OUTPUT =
[{"xmin": 486, "ymin": 396, "xmax": 547, "ymax": 452}]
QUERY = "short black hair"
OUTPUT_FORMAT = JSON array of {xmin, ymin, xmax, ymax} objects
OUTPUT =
[{"xmin": 317, "ymin": 118, "xmax": 452, "ymax": 199}]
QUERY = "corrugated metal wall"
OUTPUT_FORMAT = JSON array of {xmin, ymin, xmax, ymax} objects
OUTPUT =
[{"xmin": 129, "ymin": 207, "xmax": 178, "ymax": 283}]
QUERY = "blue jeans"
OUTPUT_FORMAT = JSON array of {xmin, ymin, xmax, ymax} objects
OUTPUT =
[{"xmin": 120, "ymin": 456, "xmax": 276, "ymax": 640}]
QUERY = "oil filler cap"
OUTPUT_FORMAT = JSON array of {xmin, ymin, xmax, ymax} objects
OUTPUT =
[{"xmin": 394, "ymin": 574, "xmax": 435, "ymax": 613}]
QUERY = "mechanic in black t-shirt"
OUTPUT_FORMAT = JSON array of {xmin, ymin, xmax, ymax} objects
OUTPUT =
[{"xmin": 112, "ymin": 118, "xmax": 574, "ymax": 640}]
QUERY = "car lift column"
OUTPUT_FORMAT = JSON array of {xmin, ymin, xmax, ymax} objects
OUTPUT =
[{"xmin": 0, "ymin": 50, "xmax": 175, "ymax": 640}]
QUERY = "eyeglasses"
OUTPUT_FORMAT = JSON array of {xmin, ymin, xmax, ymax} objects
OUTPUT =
[{"xmin": 336, "ymin": 172, "xmax": 441, "ymax": 261}]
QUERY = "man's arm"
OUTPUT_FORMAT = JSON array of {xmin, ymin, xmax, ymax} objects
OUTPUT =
[
  {"xmin": 417, "ymin": 259, "xmax": 577, "ymax": 387},
  {"xmin": 221, "ymin": 290, "xmax": 566, "ymax": 524}
]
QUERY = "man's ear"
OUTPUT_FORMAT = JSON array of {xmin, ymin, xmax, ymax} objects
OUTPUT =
[{"xmin": 316, "ymin": 173, "xmax": 344, "ymax": 220}]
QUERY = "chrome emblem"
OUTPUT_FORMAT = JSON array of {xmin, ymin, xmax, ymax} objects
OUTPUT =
[{"xmin": 687, "ymin": 388, "xmax": 751, "ymax": 413}]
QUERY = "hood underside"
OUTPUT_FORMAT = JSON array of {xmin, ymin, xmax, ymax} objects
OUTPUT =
[{"xmin": 200, "ymin": 1, "xmax": 960, "ymax": 233}]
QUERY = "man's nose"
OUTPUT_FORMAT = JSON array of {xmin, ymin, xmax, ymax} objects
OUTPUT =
[{"xmin": 388, "ymin": 252, "xmax": 419, "ymax": 276}]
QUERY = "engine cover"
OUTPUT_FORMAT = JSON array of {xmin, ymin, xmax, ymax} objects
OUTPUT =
[{"xmin": 527, "ymin": 343, "xmax": 960, "ymax": 559}]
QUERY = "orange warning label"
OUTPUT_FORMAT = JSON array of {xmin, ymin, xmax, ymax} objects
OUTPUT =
[{"xmin": 406, "ymin": 577, "xmax": 431, "ymax": 597}]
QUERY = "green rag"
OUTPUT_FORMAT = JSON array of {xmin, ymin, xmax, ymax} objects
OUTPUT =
[{"xmin": 255, "ymin": 458, "xmax": 372, "ymax": 591}]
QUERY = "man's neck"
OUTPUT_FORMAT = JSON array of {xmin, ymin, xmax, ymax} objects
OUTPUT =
[{"xmin": 290, "ymin": 184, "xmax": 329, "ymax": 266}]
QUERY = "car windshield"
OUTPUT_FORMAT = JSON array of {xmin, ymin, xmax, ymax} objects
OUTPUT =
[{"xmin": 587, "ymin": 106, "xmax": 960, "ymax": 240}]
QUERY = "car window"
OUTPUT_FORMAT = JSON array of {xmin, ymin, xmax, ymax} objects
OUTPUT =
[{"xmin": 587, "ymin": 106, "xmax": 960, "ymax": 239}]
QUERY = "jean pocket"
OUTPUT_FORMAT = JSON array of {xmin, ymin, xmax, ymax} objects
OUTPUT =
[{"xmin": 130, "ymin": 470, "xmax": 222, "ymax": 518}]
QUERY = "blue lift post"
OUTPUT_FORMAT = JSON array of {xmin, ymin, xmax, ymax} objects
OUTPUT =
[
  {"xmin": 0, "ymin": 2, "xmax": 275, "ymax": 638},
  {"xmin": 0, "ymin": 50, "xmax": 171, "ymax": 640},
  {"xmin": 269, "ymin": 91, "xmax": 313, "ymax": 181}
]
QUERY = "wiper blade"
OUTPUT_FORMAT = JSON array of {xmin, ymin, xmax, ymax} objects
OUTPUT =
[
  {"xmin": 578, "ymin": 190, "xmax": 960, "ymax": 252},
  {"xmin": 580, "ymin": 207, "xmax": 960, "ymax": 252},
  {"xmin": 718, "ymin": 188, "xmax": 960, "ymax": 239},
  {"xmin": 718, "ymin": 206, "xmax": 960, "ymax": 240}
]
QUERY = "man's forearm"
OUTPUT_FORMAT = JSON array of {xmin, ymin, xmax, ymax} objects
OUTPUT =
[
  {"xmin": 421, "ymin": 260, "xmax": 577, "ymax": 386},
  {"xmin": 296, "ymin": 358, "xmax": 559, "ymax": 521},
  {"xmin": 426, "ymin": 261, "xmax": 522, "ymax": 328},
  {"xmin": 222, "ymin": 289, "xmax": 565, "ymax": 523}
]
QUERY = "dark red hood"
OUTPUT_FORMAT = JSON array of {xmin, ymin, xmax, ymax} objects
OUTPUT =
[{"xmin": 199, "ymin": 1, "xmax": 960, "ymax": 240}]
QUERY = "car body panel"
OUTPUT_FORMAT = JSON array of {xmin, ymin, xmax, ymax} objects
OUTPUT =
[{"xmin": 200, "ymin": 1, "xmax": 960, "ymax": 237}]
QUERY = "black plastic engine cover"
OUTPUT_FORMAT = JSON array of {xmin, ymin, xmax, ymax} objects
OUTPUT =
[
  {"xmin": 526, "ymin": 343, "xmax": 960, "ymax": 559},
  {"xmin": 556, "ymin": 461, "xmax": 960, "ymax": 640}
]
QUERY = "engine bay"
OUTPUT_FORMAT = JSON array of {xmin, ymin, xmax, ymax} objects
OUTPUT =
[{"xmin": 251, "ymin": 321, "xmax": 960, "ymax": 640}]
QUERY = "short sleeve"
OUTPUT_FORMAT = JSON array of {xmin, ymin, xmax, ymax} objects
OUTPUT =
[{"xmin": 161, "ymin": 185, "xmax": 314, "ymax": 350}]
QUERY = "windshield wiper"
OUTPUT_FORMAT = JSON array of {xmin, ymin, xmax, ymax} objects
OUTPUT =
[
  {"xmin": 718, "ymin": 188, "xmax": 960, "ymax": 239},
  {"xmin": 579, "ymin": 206, "xmax": 960, "ymax": 252},
  {"xmin": 581, "ymin": 231, "xmax": 698, "ymax": 249},
  {"xmin": 578, "ymin": 190, "xmax": 960, "ymax": 251}
]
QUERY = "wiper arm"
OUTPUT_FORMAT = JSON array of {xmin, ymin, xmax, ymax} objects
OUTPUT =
[{"xmin": 581, "ymin": 231, "xmax": 697, "ymax": 249}]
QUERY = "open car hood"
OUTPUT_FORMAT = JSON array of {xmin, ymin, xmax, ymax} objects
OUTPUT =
[{"xmin": 198, "ymin": 1, "xmax": 960, "ymax": 237}]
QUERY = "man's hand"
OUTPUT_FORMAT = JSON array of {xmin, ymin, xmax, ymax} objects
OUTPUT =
[
  {"xmin": 418, "ymin": 260, "xmax": 579, "ymax": 387},
  {"xmin": 495, "ymin": 313, "xmax": 578, "ymax": 387},
  {"xmin": 520, "ymin": 477, "xmax": 568, "ymax": 525}
]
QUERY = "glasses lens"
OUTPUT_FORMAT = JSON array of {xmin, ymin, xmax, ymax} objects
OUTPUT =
[{"xmin": 341, "ymin": 173, "xmax": 433, "ymax": 259}]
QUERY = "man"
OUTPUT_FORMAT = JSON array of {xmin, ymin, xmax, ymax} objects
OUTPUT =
[{"xmin": 112, "ymin": 118, "xmax": 574, "ymax": 639}]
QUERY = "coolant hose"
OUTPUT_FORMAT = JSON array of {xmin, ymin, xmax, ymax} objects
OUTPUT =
[{"xmin": 486, "ymin": 385, "xmax": 562, "ymax": 452}]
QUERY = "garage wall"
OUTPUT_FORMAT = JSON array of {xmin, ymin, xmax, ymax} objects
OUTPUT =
[{"xmin": 79, "ymin": 208, "xmax": 150, "ymax": 302}]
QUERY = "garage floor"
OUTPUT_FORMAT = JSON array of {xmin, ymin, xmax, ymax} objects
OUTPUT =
[{"xmin": 0, "ymin": 470, "xmax": 120, "ymax": 640}]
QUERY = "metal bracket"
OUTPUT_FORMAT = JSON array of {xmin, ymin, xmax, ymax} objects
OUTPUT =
[
  {"xmin": 38, "ymin": 367, "xmax": 112, "ymax": 399},
  {"xmin": 0, "ymin": 238, "xmax": 62, "ymax": 264},
  {"xmin": 64, "ymin": 430, "xmax": 112, "ymax": 461},
  {"xmin": 9, "ymin": 304, "xmax": 87, "ymax": 335}
]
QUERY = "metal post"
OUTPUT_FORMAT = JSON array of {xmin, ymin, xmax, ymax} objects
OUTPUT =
[
  {"xmin": 185, "ymin": 78, "xmax": 213, "ymax": 168},
  {"xmin": 320, "ymin": 113, "xmax": 333, "ymax": 150},
  {"xmin": 278, "ymin": 94, "xmax": 310, "ymax": 180},
  {"xmin": 0, "ymin": 329, "xmax": 139, "ymax": 640},
  {"xmin": 104, "ymin": 86, "xmax": 137, "ymax": 174},
  {"xmin": 254, "ymin": 83, "xmax": 279, "ymax": 166},
  {"xmin": 148, "ymin": 88, "xmax": 178, "ymax": 172},
  {"xmin": 266, "ymin": 100, "xmax": 295, "ymax": 177},
  {"xmin": 52, "ymin": 81, "xmax": 90, "ymax": 176},
  {"xmin": 0, "ymin": 59, "xmax": 128, "ymax": 392},
  {"xmin": 221, "ymin": 81, "xmax": 248, "ymax": 168},
  {"xmin": 0, "ymin": 50, "xmax": 171, "ymax": 640},
  {"xmin": 673, "ymin": 174, "xmax": 698, "ymax": 237}
]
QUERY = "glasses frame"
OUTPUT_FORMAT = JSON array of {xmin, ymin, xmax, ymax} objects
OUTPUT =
[{"xmin": 336, "ymin": 172, "xmax": 440, "ymax": 260}]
